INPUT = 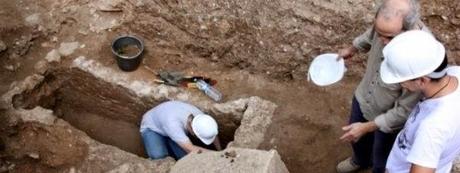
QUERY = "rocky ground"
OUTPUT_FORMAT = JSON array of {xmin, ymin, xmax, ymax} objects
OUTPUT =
[{"xmin": 0, "ymin": 0, "xmax": 459, "ymax": 172}]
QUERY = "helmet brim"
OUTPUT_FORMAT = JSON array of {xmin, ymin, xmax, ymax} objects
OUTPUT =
[{"xmin": 380, "ymin": 60, "xmax": 410, "ymax": 84}]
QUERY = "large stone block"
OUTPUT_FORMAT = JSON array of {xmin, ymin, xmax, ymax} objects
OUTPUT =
[
  {"xmin": 232, "ymin": 97, "xmax": 277, "ymax": 149},
  {"xmin": 170, "ymin": 148, "xmax": 288, "ymax": 173}
]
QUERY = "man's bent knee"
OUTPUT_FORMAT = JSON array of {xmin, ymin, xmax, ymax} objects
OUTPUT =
[{"xmin": 147, "ymin": 150, "xmax": 169, "ymax": 160}]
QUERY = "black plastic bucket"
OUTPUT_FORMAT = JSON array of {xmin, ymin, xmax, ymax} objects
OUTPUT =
[{"xmin": 111, "ymin": 36, "xmax": 144, "ymax": 71}]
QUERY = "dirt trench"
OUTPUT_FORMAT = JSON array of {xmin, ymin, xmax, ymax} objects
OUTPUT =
[{"xmin": 11, "ymin": 68, "xmax": 240, "ymax": 157}]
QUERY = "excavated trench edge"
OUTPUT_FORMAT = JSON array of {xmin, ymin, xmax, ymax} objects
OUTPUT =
[
  {"xmin": 11, "ymin": 68, "xmax": 242, "ymax": 157},
  {"xmin": 1, "ymin": 56, "xmax": 278, "ymax": 169}
]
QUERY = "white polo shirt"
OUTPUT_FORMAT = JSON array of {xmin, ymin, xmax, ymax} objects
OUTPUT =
[{"xmin": 140, "ymin": 101, "xmax": 203, "ymax": 143}]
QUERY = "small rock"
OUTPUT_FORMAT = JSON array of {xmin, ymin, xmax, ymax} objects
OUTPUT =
[
  {"xmin": 200, "ymin": 25, "xmax": 208, "ymax": 30},
  {"xmin": 313, "ymin": 16, "xmax": 321, "ymax": 22},
  {"xmin": 58, "ymin": 42, "xmax": 80, "ymax": 56},
  {"xmin": 451, "ymin": 18, "xmax": 460, "ymax": 26},
  {"xmin": 40, "ymin": 42, "xmax": 52, "ymax": 48},
  {"xmin": 62, "ymin": 6, "xmax": 78, "ymax": 14},
  {"xmin": 27, "ymin": 152, "xmax": 40, "ymax": 159},
  {"xmin": 136, "ymin": 0, "xmax": 145, "ymax": 7},
  {"xmin": 94, "ymin": 0, "xmax": 123, "ymax": 12},
  {"xmin": 78, "ymin": 29, "xmax": 89, "ymax": 35},
  {"xmin": 441, "ymin": 15, "xmax": 448, "ymax": 21},
  {"xmin": 62, "ymin": 7, "xmax": 69, "ymax": 13},
  {"xmin": 224, "ymin": 150, "xmax": 237, "ymax": 158},
  {"xmin": 211, "ymin": 54, "xmax": 219, "ymax": 61},
  {"xmin": 269, "ymin": 138, "xmax": 276, "ymax": 144},
  {"xmin": 37, "ymin": 25, "xmax": 45, "ymax": 32},
  {"xmin": 7, "ymin": 163, "xmax": 15, "ymax": 170},
  {"xmin": 9, "ymin": 53, "xmax": 19, "ymax": 60},
  {"xmin": 4, "ymin": 64, "xmax": 19, "ymax": 72},
  {"xmin": 45, "ymin": 49, "xmax": 61, "ymax": 62},
  {"xmin": 34, "ymin": 60, "xmax": 48, "ymax": 74},
  {"xmin": 18, "ymin": 106, "xmax": 56, "ymax": 125},
  {"xmin": 51, "ymin": 36, "xmax": 58, "ymax": 42},
  {"xmin": 0, "ymin": 40, "xmax": 7, "ymax": 52},
  {"xmin": 25, "ymin": 13, "xmax": 41, "ymax": 26}
]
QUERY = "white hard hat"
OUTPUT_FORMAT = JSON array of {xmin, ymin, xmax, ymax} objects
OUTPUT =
[
  {"xmin": 380, "ymin": 30, "xmax": 445, "ymax": 84},
  {"xmin": 308, "ymin": 53, "xmax": 346, "ymax": 86},
  {"xmin": 191, "ymin": 114, "xmax": 218, "ymax": 145}
]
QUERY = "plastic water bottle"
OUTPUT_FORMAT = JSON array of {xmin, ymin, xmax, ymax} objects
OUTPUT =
[{"xmin": 196, "ymin": 80, "xmax": 222, "ymax": 102}]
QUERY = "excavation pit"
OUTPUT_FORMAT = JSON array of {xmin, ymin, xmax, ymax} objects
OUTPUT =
[{"xmin": 11, "ymin": 68, "xmax": 242, "ymax": 157}]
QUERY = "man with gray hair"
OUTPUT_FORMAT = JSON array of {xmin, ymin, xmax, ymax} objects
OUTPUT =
[{"xmin": 336, "ymin": 0, "xmax": 429, "ymax": 172}]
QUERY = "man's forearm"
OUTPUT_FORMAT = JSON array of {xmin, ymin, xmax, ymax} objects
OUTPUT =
[
  {"xmin": 364, "ymin": 121, "xmax": 378, "ymax": 132},
  {"xmin": 352, "ymin": 28, "xmax": 373, "ymax": 52},
  {"xmin": 410, "ymin": 164, "xmax": 435, "ymax": 173},
  {"xmin": 213, "ymin": 137, "xmax": 222, "ymax": 151}
]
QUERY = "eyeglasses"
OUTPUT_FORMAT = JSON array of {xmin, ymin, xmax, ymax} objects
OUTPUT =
[{"xmin": 378, "ymin": 34, "xmax": 395, "ymax": 40}]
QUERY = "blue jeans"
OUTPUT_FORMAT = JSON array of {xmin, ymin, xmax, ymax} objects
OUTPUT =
[
  {"xmin": 349, "ymin": 97, "xmax": 398, "ymax": 173},
  {"xmin": 141, "ymin": 129, "xmax": 187, "ymax": 160}
]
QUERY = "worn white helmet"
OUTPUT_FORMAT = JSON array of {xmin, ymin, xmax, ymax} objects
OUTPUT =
[
  {"xmin": 191, "ymin": 114, "xmax": 218, "ymax": 145},
  {"xmin": 380, "ymin": 30, "xmax": 445, "ymax": 84}
]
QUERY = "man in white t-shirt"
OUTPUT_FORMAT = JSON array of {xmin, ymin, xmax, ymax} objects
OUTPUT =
[
  {"xmin": 379, "ymin": 30, "xmax": 460, "ymax": 173},
  {"xmin": 140, "ymin": 101, "xmax": 222, "ymax": 160}
]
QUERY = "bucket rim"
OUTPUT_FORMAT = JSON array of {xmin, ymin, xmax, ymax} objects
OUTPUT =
[{"xmin": 111, "ymin": 35, "xmax": 144, "ymax": 59}]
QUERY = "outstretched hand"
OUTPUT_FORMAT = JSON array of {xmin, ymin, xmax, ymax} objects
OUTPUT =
[
  {"xmin": 340, "ymin": 122, "xmax": 378, "ymax": 142},
  {"xmin": 337, "ymin": 46, "xmax": 358, "ymax": 61}
]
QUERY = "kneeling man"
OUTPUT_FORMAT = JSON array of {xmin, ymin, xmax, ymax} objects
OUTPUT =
[{"xmin": 140, "ymin": 101, "xmax": 221, "ymax": 160}]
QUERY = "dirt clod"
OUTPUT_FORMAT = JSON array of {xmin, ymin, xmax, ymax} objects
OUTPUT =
[
  {"xmin": 224, "ymin": 150, "xmax": 237, "ymax": 158},
  {"xmin": 0, "ymin": 40, "xmax": 6, "ymax": 52}
]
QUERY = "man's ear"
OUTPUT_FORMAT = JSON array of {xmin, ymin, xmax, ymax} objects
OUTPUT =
[
  {"xmin": 187, "ymin": 115, "xmax": 196, "ymax": 136},
  {"xmin": 419, "ymin": 77, "xmax": 431, "ymax": 87}
]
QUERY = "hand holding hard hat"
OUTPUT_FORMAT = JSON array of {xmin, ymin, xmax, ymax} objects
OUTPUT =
[
  {"xmin": 308, "ymin": 53, "xmax": 347, "ymax": 86},
  {"xmin": 337, "ymin": 46, "xmax": 358, "ymax": 60}
]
